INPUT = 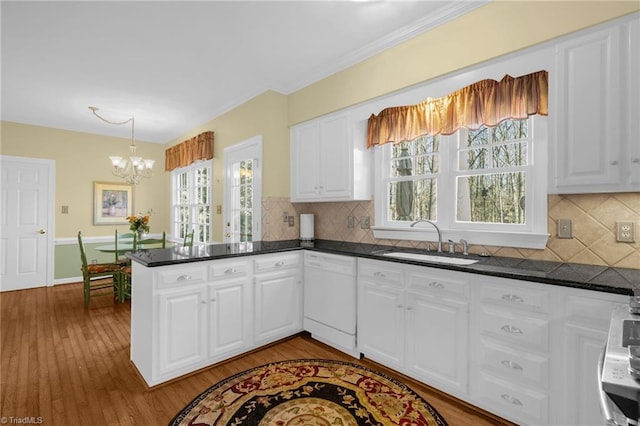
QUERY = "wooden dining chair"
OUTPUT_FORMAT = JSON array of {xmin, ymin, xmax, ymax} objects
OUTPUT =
[
  {"xmin": 183, "ymin": 228, "xmax": 195, "ymax": 247},
  {"xmin": 114, "ymin": 229, "xmax": 135, "ymax": 263},
  {"xmin": 137, "ymin": 232, "xmax": 167, "ymax": 249},
  {"xmin": 77, "ymin": 231, "xmax": 125, "ymax": 308}
]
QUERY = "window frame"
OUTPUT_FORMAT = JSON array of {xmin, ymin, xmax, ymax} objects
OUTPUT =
[
  {"xmin": 373, "ymin": 115, "xmax": 549, "ymax": 249},
  {"xmin": 170, "ymin": 160, "xmax": 213, "ymax": 244}
]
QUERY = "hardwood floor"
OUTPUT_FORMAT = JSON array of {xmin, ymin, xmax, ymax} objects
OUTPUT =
[{"xmin": 1, "ymin": 282, "xmax": 512, "ymax": 425}]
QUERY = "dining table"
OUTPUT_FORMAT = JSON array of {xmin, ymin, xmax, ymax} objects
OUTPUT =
[{"xmin": 96, "ymin": 240, "xmax": 172, "ymax": 255}]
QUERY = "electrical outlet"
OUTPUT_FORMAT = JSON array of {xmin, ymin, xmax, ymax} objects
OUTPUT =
[
  {"xmin": 361, "ymin": 216, "xmax": 370, "ymax": 229},
  {"xmin": 557, "ymin": 218, "xmax": 573, "ymax": 239},
  {"xmin": 283, "ymin": 212, "xmax": 289, "ymax": 223},
  {"xmin": 288, "ymin": 216, "xmax": 295, "ymax": 227},
  {"xmin": 616, "ymin": 221, "xmax": 635, "ymax": 243},
  {"xmin": 347, "ymin": 215, "xmax": 355, "ymax": 229}
]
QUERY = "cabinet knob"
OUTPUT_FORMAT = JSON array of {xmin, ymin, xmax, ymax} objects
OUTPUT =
[
  {"xmin": 373, "ymin": 271, "xmax": 386, "ymax": 279},
  {"xmin": 501, "ymin": 359, "xmax": 524, "ymax": 371},
  {"xmin": 201, "ymin": 300, "xmax": 207, "ymax": 305},
  {"xmin": 397, "ymin": 304, "xmax": 404, "ymax": 309},
  {"xmin": 632, "ymin": 158, "xmax": 640, "ymax": 164},
  {"xmin": 211, "ymin": 298, "xmax": 216, "ymax": 302},
  {"xmin": 610, "ymin": 160, "xmax": 619, "ymax": 165},
  {"xmin": 274, "ymin": 261, "xmax": 285, "ymax": 267},
  {"xmin": 501, "ymin": 394, "xmax": 523, "ymax": 406},
  {"xmin": 406, "ymin": 306, "xmax": 413, "ymax": 311},
  {"xmin": 501, "ymin": 324, "xmax": 523, "ymax": 334}
]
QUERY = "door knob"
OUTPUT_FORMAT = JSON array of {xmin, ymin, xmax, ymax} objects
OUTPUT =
[{"xmin": 39, "ymin": 229, "xmax": 46, "ymax": 234}]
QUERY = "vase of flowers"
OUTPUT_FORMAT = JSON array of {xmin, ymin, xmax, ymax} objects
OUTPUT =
[{"xmin": 127, "ymin": 212, "xmax": 150, "ymax": 241}]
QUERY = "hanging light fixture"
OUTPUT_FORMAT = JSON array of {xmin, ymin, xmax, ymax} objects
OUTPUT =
[{"xmin": 89, "ymin": 106, "xmax": 154, "ymax": 185}]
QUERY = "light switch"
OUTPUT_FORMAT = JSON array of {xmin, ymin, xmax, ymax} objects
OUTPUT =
[{"xmin": 558, "ymin": 218, "xmax": 572, "ymax": 239}]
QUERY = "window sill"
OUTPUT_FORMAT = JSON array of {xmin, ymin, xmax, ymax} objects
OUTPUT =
[{"xmin": 371, "ymin": 227, "xmax": 549, "ymax": 250}]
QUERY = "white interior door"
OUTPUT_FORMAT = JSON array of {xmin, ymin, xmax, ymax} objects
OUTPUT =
[
  {"xmin": 1, "ymin": 156, "xmax": 54, "ymax": 291},
  {"xmin": 223, "ymin": 136, "xmax": 263, "ymax": 244}
]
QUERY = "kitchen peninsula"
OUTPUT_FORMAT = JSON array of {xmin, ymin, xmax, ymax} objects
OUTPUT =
[{"xmin": 128, "ymin": 240, "xmax": 637, "ymax": 425}]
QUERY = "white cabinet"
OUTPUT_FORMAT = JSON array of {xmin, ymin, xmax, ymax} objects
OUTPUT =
[
  {"xmin": 208, "ymin": 259, "xmax": 253, "ymax": 360},
  {"xmin": 131, "ymin": 254, "xmax": 303, "ymax": 387},
  {"xmin": 555, "ymin": 291, "xmax": 628, "ymax": 426},
  {"xmin": 469, "ymin": 277, "xmax": 551, "ymax": 426},
  {"xmin": 356, "ymin": 257, "xmax": 629, "ymax": 426},
  {"xmin": 405, "ymin": 269, "xmax": 469, "ymax": 394},
  {"xmin": 551, "ymin": 15, "xmax": 640, "ymax": 193},
  {"xmin": 158, "ymin": 284, "xmax": 208, "ymax": 377},
  {"xmin": 358, "ymin": 259, "xmax": 470, "ymax": 396},
  {"xmin": 254, "ymin": 252, "xmax": 303, "ymax": 346},
  {"xmin": 290, "ymin": 111, "xmax": 371, "ymax": 202},
  {"xmin": 358, "ymin": 260, "xmax": 405, "ymax": 370}
]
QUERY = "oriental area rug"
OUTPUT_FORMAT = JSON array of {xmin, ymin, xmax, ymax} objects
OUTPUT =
[{"xmin": 169, "ymin": 359, "xmax": 447, "ymax": 426}]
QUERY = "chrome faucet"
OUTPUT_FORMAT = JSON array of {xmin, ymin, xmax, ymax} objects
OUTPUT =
[{"xmin": 410, "ymin": 219, "xmax": 443, "ymax": 252}]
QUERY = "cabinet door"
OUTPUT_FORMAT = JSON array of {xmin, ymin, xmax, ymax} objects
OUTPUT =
[
  {"xmin": 291, "ymin": 121, "xmax": 320, "ymax": 201},
  {"xmin": 358, "ymin": 279, "xmax": 405, "ymax": 369},
  {"xmin": 254, "ymin": 270, "xmax": 302, "ymax": 345},
  {"xmin": 405, "ymin": 291, "xmax": 469, "ymax": 394},
  {"xmin": 158, "ymin": 285, "xmax": 207, "ymax": 377},
  {"xmin": 319, "ymin": 113, "xmax": 352, "ymax": 199},
  {"xmin": 209, "ymin": 278, "xmax": 252, "ymax": 360},
  {"xmin": 553, "ymin": 25, "xmax": 622, "ymax": 191}
]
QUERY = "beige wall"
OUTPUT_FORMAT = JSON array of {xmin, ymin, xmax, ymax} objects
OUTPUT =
[
  {"xmin": 166, "ymin": 90, "xmax": 289, "ymax": 242},
  {"xmin": 0, "ymin": 121, "xmax": 168, "ymax": 238},
  {"xmin": 288, "ymin": 1, "xmax": 640, "ymax": 125}
]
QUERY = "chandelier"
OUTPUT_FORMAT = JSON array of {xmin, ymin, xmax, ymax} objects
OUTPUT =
[{"xmin": 89, "ymin": 106, "xmax": 154, "ymax": 185}]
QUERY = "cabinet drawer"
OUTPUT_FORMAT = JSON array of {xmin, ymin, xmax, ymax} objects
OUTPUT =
[
  {"xmin": 478, "ymin": 308, "xmax": 549, "ymax": 353},
  {"xmin": 254, "ymin": 253, "xmax": 300, "ymax": 273},
  {"xmin": 157, "ymin": 266, "xmax": 207, "ymax": 289},
  {"xmin": 408, "ymin": 268, "xmax": 469, "ymax": 300},
  {"xmin": 209, "ymin": 260, "xmax": 250, "ymax": 279},
  {"xmin": 478, "ymin": 339, "xmax": 549, "ymax": 389},
  {"xmin": 481, "ymin": 282, "xmax": 549, "ymax": 313},
  {"xmin": 358, "ymin": 260, "xmax": 403, "ymax": 287},
  {"xmin": 476, "ymin": 372, "xmax": 549, "ymax": 426}
]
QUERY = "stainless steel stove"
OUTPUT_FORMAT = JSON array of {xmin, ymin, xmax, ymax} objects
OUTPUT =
[{"xmin": 600, "ymin": 300, "xmax": 640, "ymax": 425}]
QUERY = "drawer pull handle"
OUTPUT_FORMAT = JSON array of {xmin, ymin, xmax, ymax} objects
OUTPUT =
[
  {"xmin": 501, "ymin": 394, "xmax": 523, "ymax": 406},
  {"xmin": 211, "ymin": 298, "xmax": 216, "ymax": 302},
  {"xmin": 374, "ymin": 272, "xmax": 386, "ymax": 279},
  {"xmin": 501, "ymin": 325, "xmax": 523, "ymax": 334},
  {"xmin": 274, "ymin": 261, "xmax": 285, "ymax": 267},
  {"xmin": 501, "ymin": 360, "xmax": 524, "ymax": 371},
  {"xmin": 201, "ymin": 300, "xmax": 206, "ymax": 305},
  {"xmin": 397, "ymin": 304, "xmax": 404, "ymax": 309},
  {"xmin": 501, "ymin": 294, "xmax": 524, "ymax": 303},
  {"xmin": 429, "ymin": 281, "xmax": 445, "ymax": 289},
  {"xmin": 177, "ymin": 275, "xmax": 192, "ymax": 281},
  {"xmin": 406, "ymin": 306, "xmax": 413, "ymax": 311},
  {"xmin": 224, "ymin": 268, "xmax": 237, "ymax": 274}
]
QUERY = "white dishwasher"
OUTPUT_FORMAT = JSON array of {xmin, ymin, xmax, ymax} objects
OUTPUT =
[{"xmin": 303, "ymin": 251, "xmax": 359, "ymax": 358}]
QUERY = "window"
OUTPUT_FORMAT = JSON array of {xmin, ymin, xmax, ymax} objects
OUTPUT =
[
  {"xmin": 374, "ymin": 116, "xmax": 548, "ymax": 249},
  {"xmin": 171, "ymin": 160, "xmax": 213, "ymax": 244}
]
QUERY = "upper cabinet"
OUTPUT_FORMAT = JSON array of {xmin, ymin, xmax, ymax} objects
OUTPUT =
[
  {"xmin": 550, "ymin": 15, "xmax": 640, "ymax": 194},
  {"xmin": 290, "ymin": 111, "xmax": 371, "ymax": 202}
]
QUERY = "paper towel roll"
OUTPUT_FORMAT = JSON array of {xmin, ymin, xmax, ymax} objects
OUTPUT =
[{"xmin": 300, "ymin": 214, "xmax": 314, "ymax": 241}]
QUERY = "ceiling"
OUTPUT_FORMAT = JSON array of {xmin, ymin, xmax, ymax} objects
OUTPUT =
[{"xmin": 1, "ymin": 1, "xmax": 485, "ymax": 144}]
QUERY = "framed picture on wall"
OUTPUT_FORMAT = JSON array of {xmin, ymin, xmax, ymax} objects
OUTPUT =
[{"xmin": 93, "ymin": 181, "xmax": 134, "ymax": 225}]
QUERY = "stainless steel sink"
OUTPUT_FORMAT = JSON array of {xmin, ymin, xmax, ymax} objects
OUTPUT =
[
  {"xmin": 381, "ymin": 252, "xmax": 478, "ymax": 265},
  {"xmin": 622, "ymin": 319, "xmax": 640, "ymax": 347}
]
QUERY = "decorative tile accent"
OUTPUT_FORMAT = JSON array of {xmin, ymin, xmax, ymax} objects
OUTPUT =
[{"xmin": 261, "ymin": 193, "xmax": 639, "ymax": 268}]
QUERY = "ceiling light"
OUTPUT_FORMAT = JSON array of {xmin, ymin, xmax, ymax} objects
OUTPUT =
[{"xmin": 89, "ymin": 106, "xmax": 154, "ymax": 185}]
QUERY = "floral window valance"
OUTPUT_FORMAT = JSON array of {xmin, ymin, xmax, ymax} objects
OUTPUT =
[
  {"xmin": 165, "ymin": 131, "xmax": 214, "ymax": 171},
  {"xmin": 367, "ymin": 70, "xmax": 548, "ymax": 148}
]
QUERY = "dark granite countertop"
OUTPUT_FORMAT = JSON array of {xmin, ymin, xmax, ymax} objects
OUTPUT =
[{"xmin": 128, "ymin": 239, "xmax": 639, "ymax": 296}]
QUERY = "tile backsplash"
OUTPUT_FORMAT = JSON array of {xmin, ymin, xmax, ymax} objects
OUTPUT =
[{"xmin": 262, "ymin": 193, "xmax": 639, "ymax": 269}]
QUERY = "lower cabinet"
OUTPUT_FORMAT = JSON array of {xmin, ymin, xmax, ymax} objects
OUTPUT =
[
  {"xmin": 158, "ymin": 284, "xmax": 208, "ymax": 377},
  {"xmin": 356, "ymin": 258, "xmax": 629, "ymax": 426},
  {"xmin": 131, "ymin": 252, "xmax": 301, "ymax": 387},
  {"xmin": 358, "ymin": 259, "xmax": 470, "ymax": 397}
]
